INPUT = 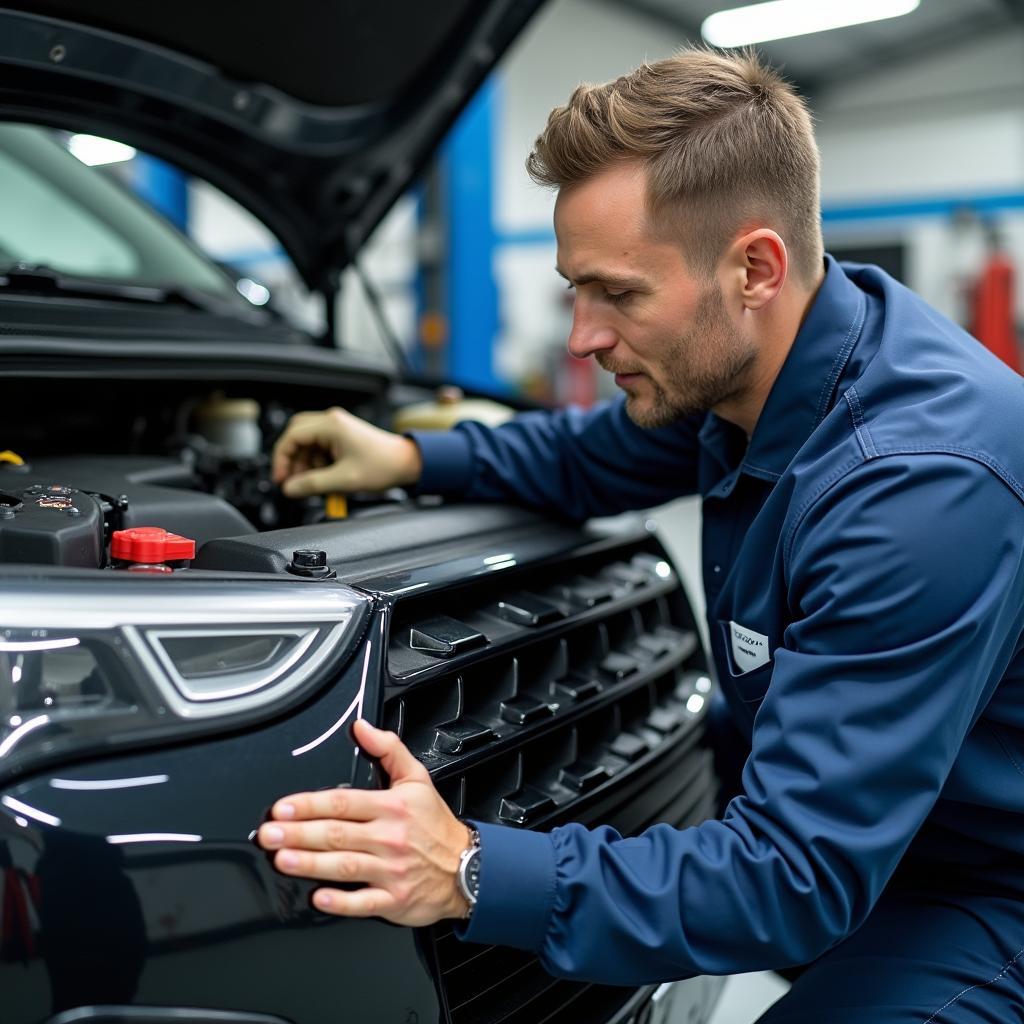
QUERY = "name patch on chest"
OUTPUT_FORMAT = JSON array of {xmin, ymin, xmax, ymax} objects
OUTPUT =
[{"xmin": 729, "ymin": 621, "xmax": 771, "ymax": 675}]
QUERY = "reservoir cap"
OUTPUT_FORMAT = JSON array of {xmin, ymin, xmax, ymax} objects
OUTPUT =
[{"xmin": 111, "ymin": 526, "xmax": 196, "ymax": 563}]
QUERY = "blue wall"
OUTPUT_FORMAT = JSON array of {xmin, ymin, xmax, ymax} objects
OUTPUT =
[{"xmin": 443, "ymin": 77, "xmax": 503, "ymax": 393}]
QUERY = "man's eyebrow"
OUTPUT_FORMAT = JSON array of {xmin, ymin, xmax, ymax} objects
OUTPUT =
[{"xmin": 554, "ymin": 266, "xmax": 649, "ymax": 289}]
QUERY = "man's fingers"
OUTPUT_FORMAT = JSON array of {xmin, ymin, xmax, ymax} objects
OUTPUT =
[
  {"xmin": 270, "ymin": 448, "xmax": 291, "ymax": 484},
  {"xmin": 271, "ymin": 411, "xmax": 343, "ymax": 484},
  {"xmin": 312, "ymin": 886, "xmax": 396, "ymax": 919},
  {"xmin": 353, "ymin": 720, "xmax": 430, "ymax": 785},
  {"xmin": 268, "ymin": 785, "xmax": 386, "ymax": 823},
  {"xmin": 258, "ymin": 818, "xmax": 392, "ymax": 855},
  {"xmin": 281, "ymin": 466, "xmax": 343, "ymax": 499},
  {"xmin": 271, "ymin": 423, "xmax": 319, "ymax": 482},
  {"xmin": 273, "ymin": 848, "xmax": 390, "ymax": 886}
]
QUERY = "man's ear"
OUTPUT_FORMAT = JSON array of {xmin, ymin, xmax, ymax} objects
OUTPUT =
[{"xmin": 725, "ymin": 229, "xmax": 788, "ymax": 310}]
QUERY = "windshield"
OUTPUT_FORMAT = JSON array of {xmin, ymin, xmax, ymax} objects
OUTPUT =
[{"xmin": 0, "ymin": 122, "xmax": 242, "ymax": 303}]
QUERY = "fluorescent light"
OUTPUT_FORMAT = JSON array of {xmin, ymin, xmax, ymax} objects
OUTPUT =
[
  {"xmin": 702, "ymin": 0, "xmax": 920, "ymax": 48},
  {"xmin": 67, "ymin": 134, "xmax": 137, "ymax": 166}
]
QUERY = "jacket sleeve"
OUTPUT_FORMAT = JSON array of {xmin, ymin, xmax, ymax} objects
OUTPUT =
[
  {"xmin": 455, "ymin": 454, "xmax": 1024, "ymax": 983},
  {"xmin": 409, "ymin": 398, "xmax": 703, "ymax": 520}
]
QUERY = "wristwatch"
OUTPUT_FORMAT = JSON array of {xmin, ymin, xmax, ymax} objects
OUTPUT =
[{"xmin": 456, "ymin": 823, "xmax": 481, "ymax": 918}]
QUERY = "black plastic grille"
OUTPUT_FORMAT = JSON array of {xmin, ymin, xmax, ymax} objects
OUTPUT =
[
  {"xmin": 382, "ymin": 541, "xmax": 716, "ymax": 1024},
  {"xmin": 432, "ymin": 777, "xmax": 715, "ymax": 1024}
]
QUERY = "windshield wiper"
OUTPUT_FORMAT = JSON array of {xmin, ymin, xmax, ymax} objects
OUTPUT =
[{"xmin": 0, "ymin": 262, "xmax": 234, "ymax": 316}]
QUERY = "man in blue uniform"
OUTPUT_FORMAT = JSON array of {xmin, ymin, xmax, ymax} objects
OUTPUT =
[{"xmin": 258, "ymin": 50, "xmax": 1024, "ymax": 1021}]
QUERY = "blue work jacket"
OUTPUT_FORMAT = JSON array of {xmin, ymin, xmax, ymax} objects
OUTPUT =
[{"xmin": 411, "ymin": 256, "xmax": 1024, "ymax": 982}]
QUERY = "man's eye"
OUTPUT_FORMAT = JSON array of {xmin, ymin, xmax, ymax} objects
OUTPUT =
[{"xmin": 604, "ymin": 290, "xmax": 631, "ymax": 306}]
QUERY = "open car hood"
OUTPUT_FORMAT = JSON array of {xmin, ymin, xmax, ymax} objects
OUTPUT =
[{"xmin": 0, "ymin": 1, "xmax": 544, "ymax": 291}]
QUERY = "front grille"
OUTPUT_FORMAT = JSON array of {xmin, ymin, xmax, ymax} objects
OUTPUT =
[
  {"xmin": 382, "ymin": 538, "xmax": 716, "ymax": 1024},
  {"xmin": 432, "ymin": 782, "xmax": 715, "ymax": 1024}
]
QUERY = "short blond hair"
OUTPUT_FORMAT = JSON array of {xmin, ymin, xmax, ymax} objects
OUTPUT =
[{"xmin": 527, "ymin": 48, "xmax": 823, "ymax": 285}]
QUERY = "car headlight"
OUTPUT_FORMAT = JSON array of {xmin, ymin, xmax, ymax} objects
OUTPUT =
[{"xmin": 0, "ymin": 575, "xmax": 369, "ymax": 782}]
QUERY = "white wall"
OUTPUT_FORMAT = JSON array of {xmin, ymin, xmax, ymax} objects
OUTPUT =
[
  {"xmin": 496, "ymin": 0, "xmax": 687, "ymax": 234},
  {"xmin": 817, "ymin": 30, "xmax": 1024, "ymax": 198},
  {"xmin": 815, "ymin": 26, "xmax": 1024, "ymax": 322},
  {"xmin": 336, "ymin": 196, "xmax": 420, "ymax": 365}
]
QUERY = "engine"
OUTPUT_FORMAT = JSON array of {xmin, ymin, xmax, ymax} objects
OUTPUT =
[{"xmin": 0, "ymin": 455, "xmax": 254, "ymax": 569}]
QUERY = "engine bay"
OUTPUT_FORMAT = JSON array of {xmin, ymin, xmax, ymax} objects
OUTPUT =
[
  {"xmin": 0, "ymin": 379, "xmax": 419, "ymax": 572},
  {"xmin": 0, "ymin": 455, "xmax": 253, "ymax": 569}
]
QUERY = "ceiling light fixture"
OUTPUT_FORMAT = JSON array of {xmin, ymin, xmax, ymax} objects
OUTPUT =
[{"xmin": 701, "ymin": 0, "xmax": 921, "ymax": 48}]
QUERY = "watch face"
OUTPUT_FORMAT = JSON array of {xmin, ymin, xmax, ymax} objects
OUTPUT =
[{"xmin": 466, "ymin": 847, "xmax": 481, "ymax": 899}]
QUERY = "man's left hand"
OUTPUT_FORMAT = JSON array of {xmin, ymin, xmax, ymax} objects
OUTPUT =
[{"xmin": 257, "ymin": 719, "xmax": 471, "ymax": 925}]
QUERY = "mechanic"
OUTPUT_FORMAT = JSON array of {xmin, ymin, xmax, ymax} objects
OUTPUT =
[{"xmin": 257, "ymin": 49, "xmax": 1024, "ymax": 1021}]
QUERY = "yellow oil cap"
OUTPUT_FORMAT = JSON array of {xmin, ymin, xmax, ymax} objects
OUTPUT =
[
  {"xmin": 325, "ymin": 493, "xmax": 349, "ymax": 519},
  {"xmin": 0, "ymin": 450, "xmax": 25, "ymax": 466}
]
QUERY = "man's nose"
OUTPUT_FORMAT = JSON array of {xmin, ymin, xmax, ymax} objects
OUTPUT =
[{"xmin": 567, "ymin": 307, "xmax": 618, "ymax": 360}]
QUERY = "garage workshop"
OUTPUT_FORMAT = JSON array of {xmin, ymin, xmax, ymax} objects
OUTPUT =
[{"xmin": 0, "ymin": 2, "xmax": 1023, "ymax": 1023}]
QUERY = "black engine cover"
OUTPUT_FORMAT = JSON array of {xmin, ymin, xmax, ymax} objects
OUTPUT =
[{"xmin": 0, "ymin": 483, "xmax": 104, "ymax": 566}]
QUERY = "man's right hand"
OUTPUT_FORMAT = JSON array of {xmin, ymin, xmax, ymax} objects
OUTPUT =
[{"xmin": 271, "ymin": 407, "xmax": 423, "ymax": 499}]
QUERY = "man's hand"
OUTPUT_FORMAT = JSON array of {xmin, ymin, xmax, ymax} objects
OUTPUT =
[
  {"xmin": 271, "ymin": 407, "xmax": 423, "ymax": 499},
  {"xmin": 257, "ymin": 720, "xmax": 471, "ymax": 925}
]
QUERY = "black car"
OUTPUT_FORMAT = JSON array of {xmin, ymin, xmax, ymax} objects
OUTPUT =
[{"xmin": 0, "ymin": 4, "xmax": 723, "ymax": 1022}]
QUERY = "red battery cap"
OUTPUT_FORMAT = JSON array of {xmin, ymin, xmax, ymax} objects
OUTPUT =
[{"xmin": 111, "ymin": 527, "xmax": 196, "ymax": 563}]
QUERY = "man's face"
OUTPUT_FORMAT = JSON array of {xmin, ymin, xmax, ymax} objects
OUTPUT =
[{"xmin": 554, "ymin": 162, "xmax": 756, "ymax": 428}]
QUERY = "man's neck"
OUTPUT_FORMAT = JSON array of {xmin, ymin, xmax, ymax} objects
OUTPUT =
[{"xmin": 715, "ymin": 268, "xmax": 826, "ymax": 438}]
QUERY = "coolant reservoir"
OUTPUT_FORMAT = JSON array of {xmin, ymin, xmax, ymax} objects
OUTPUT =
[
  {"xmin": 392, "ymin": 386, "xmax": 515, "ymax": 433},
  {"xmin": 194, "ymin": 393, "xmax": 262, "ymax": 457}
]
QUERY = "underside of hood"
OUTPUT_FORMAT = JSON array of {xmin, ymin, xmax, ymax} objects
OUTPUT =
[{"xmin": 0, "ymin": 1, "xmax": 545, "ymax": 290}]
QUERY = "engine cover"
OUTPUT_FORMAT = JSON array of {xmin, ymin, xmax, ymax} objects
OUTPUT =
[
  {"xmin": 0, "ymin": 483, "xmax": 104, "ymax": 567},
  {"xmin": 0, "ymin": 456, "xmax": 255, "ymax": 567}
]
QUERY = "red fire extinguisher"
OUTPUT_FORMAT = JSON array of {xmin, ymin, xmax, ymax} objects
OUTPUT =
[{"xmin": 971, "ymin": 231, "xmax": 1021, "ymax": 373}]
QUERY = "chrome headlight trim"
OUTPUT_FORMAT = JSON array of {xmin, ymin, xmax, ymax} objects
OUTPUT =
[
  {"xmin": 142, "ymin": 626, "xmax": 321, "ymax": 704},
  {"xmin": 0, "ymin": 576, "xmax": 371, "ymax": 781},
  {"xmin": 131, "ymin": 623, "xmax": 350, "ymax": 717}
]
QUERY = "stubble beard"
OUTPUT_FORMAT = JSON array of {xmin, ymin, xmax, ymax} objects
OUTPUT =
[{"xmin": 608, "ymin": 283, "xmax": 758, "ymax": 430}]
